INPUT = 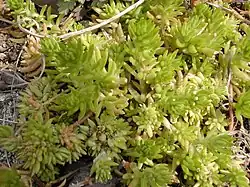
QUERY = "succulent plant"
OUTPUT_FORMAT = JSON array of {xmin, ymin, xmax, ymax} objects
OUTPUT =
[{"xmin": 2, "ymin": 0, "xmax": 250, "ymax": 186}]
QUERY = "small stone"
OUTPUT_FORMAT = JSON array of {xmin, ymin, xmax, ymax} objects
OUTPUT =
[
  {"xmin": 0, "ymin": 45, "xmax": 7, "ymax": 52},
  {"xmin": 0, "ymin": 53, "xmax": 7, "ymax": 61}
]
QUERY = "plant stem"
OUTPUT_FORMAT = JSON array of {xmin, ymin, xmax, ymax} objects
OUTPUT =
[
  {"xmin": 72, "ymin": 111, "xmax": 93, "ymax": 127},
  {"xmin": 228, "ymin": 83, "xmax": 234, "ymax": 131}
]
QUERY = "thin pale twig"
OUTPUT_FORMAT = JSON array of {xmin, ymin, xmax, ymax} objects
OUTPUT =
[
  {"xmin": 72, "ymin": 111, "xmax": 93, "ymax": 127},
  {"xmin": 2, "ymin": 104, "xmax": 6, "ymax": 125},
  {"xmin": 0, "ymin": 17, "xmax": 13, "ymax": 25},
  {"xmin": 0, "ymin": 119, "xmax": 18, "ymax": 124},
  {"xmin": 12, "ymin": 92, "xmax": 18, "ymax": 130},
  {"xmin": 37, "ymin": 55, "xmax": 46, "ymax": 79},
  {"xmin": 1, "ymin": 0, "xmax": 145, "ymax": 40},
  {"xmin": 7, "ymin": 82, "xmax": 28, "ymax": 88},
  {"xmin": 59, "ymin": 0, "xmax": 145, "ymax": 39},
  {"xmin": 206, "ymin": 2, "xmax": 250, "ymax": 25},
  {"xmin": 5, "ymin": 151, "xmax": 10, "ymax": 167},
  {"xmin": 17, "ymin": 23, "xmax": 45, "ymax": 38},
  {"xmin": 228, "ymin": 82, "xmax": 234, "ymax": 131},
  {"xmin": 226, "ymin": 46, "xmax": 235, "ymax": 131},
  {"xmin": 0, "ymin": 17, "xmax": 45, "ymax": 37},
  {"xmin": 11, "ymin": 41, "xmax": 27, "ymax": 92},
  {"xmin": 45, "ymin": 169, "xmax": 79, "ymax": 187},
  {"xmin": 13, "ymin": 72, "xmax": 29, "ymax": 84},
  {"xmin": 235, "ymin": 7, "xmax": 250, "ymax": 17},
  {"xmin": 1, "ymin": 69, "xmax": 28, "ymax": 85}
]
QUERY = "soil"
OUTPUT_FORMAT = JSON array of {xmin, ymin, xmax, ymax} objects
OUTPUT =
[
  {"xmin": 60, "ymin": 156, "xmax": 121, "ymax": 187},
  {"xmin": 234, "ymin": 119, "xmax": 250, "ymax": 177},
  {"xmin": 0, "ymin": 24, "xmax": 24, "ymax": 167}
]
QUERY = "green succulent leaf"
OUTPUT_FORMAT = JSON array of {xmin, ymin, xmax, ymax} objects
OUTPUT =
[
  {"xmin": 235, "ymin": 90, "xmax": 250, "ymax": 122},
  {"xmin": 90, "ymin": 152, "xmax": 118, "ymax": 183},
  {"xmin": 0, "ymin": 168, "xmax": 26, "ymax": 187},
  {"xmin": 123, "ymin": 163, "xmax": 172, "ymax": 187}
]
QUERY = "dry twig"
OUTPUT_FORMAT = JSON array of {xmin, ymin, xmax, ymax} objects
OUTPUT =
[
  {"xmin": 226, "ymin": 51, "xmax": 235, "ymax": 131},
  {"xmin": 17, "ymin": 23, "xmax": 45, "ymax": 38},
  {"xmin": 59, "ymin": 0, "xmax": 145, "ymax": 39},
  {"xmin": 0, "ymin": 0, "xmax": 145, "ymax": 40},
  {"xmin": 206, "ymin": 2, "xmax": 250, "ymax": 25},
  {"xmin": 228, "ymin": 83, "xmax": 235, "ymax": 131},
  {"xmin": 0, "ymin": 17, "xmax": 13, "ymax": 25},
  {"xmin": 10, "ymin": 40, "xmax": 27, "ymax": 91},
  {"xmin": 37, "ymin": 55, "xmax": 45, "ymax": 79},
  {"xmin": 72, "ymin": 111, "xmax": 93, "ymax": 128},
  {"xmin": 45, "ymin": 169, "xmax": 79, "ymax": 187}
]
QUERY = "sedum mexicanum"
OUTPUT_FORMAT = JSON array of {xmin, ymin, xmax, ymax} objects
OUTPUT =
[{"xmin": 1, "ymin": 0, "xmax": 250, "ymax": 186}]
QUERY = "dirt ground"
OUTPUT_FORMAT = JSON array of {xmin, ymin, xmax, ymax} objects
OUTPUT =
[{"xmin": 0, "ymin": 26, "xmax": 23, "ymax": 167}]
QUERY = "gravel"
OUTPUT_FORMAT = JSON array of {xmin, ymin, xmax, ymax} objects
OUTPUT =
[
  {"xmin": 0, "ymin": 90, "xmax": 20, "ymax": 166},
  {"xmin": 0, "ymin": 26, "xmax": 23, "ymax": 167},
  {"xmin": 0, "ymin": 33, "xmax": 23, "ymax": 64}
]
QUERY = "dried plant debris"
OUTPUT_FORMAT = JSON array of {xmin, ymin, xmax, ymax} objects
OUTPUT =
[
  {"xmin": 234, "ymin": 119, "xmax": 250, "ymax": 176},
  {"xmin": 0, "ymin": 33, "xmax": 23, "ymax": 65},
  {"xmin": 0, "ymin": 0, "xmax": 11, "ymax": 16},
  {"xmin": 19, "ymin": 36, "xmax": 44, "ymax": 79},
  {"xmin": 0, "ymin": 19, "xmax": 26, "ymax": 177},
  {"xmin": 0, "ymin": 31, "xmax": 28, "ymax": 89}
]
